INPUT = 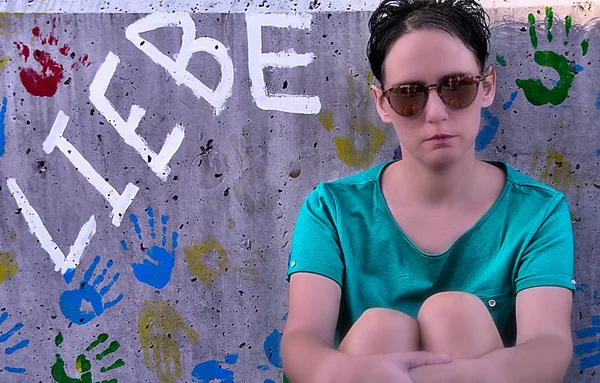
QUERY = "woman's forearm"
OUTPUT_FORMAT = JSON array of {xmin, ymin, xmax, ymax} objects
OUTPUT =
[
  {"xmin": 409, "ymin": 334, "xmax": 572, "ymax": 383},
  {"xmin": 281, "ymin": 330, "xmax": 357, "ymax": 383}
]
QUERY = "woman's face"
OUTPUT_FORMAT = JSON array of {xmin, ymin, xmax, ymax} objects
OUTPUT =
[{"xmin": 373, "ymin": 29, "xmax": 496, "ymax": 169}]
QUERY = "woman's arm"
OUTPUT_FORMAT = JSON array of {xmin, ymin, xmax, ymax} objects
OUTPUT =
[
  {"xmin": 284, "ymin": 273, "xmax": 456, "ymax": 382},
  {"xmin": 476, "ymin": 286, "xmax": 573, "ymax": 383},
  {"xmin": 281, "ymin": 272, "xmax": 352, "ymax": 383},
  {"xmin": 409, "ymin": 286, "xmax": 573, "ymax": 383}
]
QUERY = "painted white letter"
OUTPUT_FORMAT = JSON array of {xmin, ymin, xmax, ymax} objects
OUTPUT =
[
  {"xmin": 43, "ymin": 111, "xmax": 139, "ymax": 227},
  {"xmin": 6, "ymin": 178, "xmax": 96, "ymax": 275},
  {"xmin": 89, "ymin": 52, "xmax": 186, "ymax": 181},
  {"xmin": 125, "ymin": 13, "xmax": 234, "ymax": 115},
  {"xmin": 246, "ymin": 13, "xmax": 321, "ymax": 115}
]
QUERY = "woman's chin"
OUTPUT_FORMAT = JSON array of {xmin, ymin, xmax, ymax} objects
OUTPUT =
[{"xmin": 420, "ymin": 149, "xmax": 472, "ymax": 170}]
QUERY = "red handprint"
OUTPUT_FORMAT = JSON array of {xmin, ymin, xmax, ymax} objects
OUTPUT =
[
  {"xmin": 13, "ymin": 18, "xmax": 92, "ymax": 98},
  {"xmin": 14, "ymin": 43, "xmax": 64, "ymax": 97}
]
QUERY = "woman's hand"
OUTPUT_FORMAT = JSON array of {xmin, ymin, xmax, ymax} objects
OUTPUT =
[{"xmin": 347, "ymin": 351, "xmax": 451, "ymax": 382}]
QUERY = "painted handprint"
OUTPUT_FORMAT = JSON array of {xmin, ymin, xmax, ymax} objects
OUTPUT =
[
  {"xmin": 13, "ymin": 17, "xmax": 92, "ymax": 97},
  {"xmin": 318, "ymin": 71, "xmax": 387, "ymax": 169},
  {"xmin": 138, "ymin": 300, "xmax": 198, "ymax": 383},
  {"xmin": 122, "ymin": 207, "xmax": 178, "ymax": 289},
  {"xmin": 0, "ymin": 250, "xmax": 18, "ymax": 285},
  {"xmin": 573, "ymin": 315, "xmax": 600, "ymax": 370},
  {"xmin": 515, "ymin": 7, "xmax": 587, "ymax": 106},
  {"xmin": 0, "ymin": 311, "xmax": 29, "ymax": 375},
  {"xmin": 59, "ymin": 255, "xmax": 123, "ymax": 325},
  {"xmin": 475, "ymin": 108, "xmax": 500, "ymax": 151},
  {"xmin": 184, "ymin": 235, "xmax": 230, "ymax": 289},
  {"xmin": 0, "ymin": 228, "xmax": 19, "ymax": 284},
  {"xmin": 0, "ymin": 96, "xmax": 7, "ymax": 157},
  {"xmin": 191, "ymin": 353, "xmax": 238, "ymax": 383},
  {"xmin": 263, "ymin": 329, "xmax": 283, "ymax": 369},
  {"xmin": 51, "ymin": 331, "xmax": 124, "ymax": 383},
  {"xmin": 571, "ymin": 283, "xmax": 600, "ymax": 370},
  {"xmin": 257, "ymin": 313, "xmax": 289, "ymax": 383}
]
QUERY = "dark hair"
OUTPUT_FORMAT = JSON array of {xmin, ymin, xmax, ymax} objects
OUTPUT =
[{"xmin": 367, "ymin": 0, "xmax": 491, "ymax": 86}]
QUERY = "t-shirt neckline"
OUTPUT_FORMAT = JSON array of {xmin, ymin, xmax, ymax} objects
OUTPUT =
[{"xmin": 375, "ymin": 159, "xmax": 511, "ymax": 258}]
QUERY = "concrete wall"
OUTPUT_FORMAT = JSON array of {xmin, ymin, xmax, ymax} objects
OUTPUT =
[{"xmin": 0, "ymin": 0, "xmax": 598, "ymax": 382}]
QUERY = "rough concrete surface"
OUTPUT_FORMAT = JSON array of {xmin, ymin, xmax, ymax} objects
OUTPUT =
[{"xmin": 0, "ymin": 1, "xmax": 599, "ymax": 382}]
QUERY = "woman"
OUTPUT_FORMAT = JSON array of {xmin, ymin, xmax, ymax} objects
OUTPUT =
[{"xmin": 282, "ymin": 0, "xmax": 575, "ymax": 382}]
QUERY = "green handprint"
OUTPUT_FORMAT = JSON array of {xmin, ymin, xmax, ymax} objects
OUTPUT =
[
  {"xmin": 515, "ymin": 7, "xmax": 589, "ymax": 106},
  {"xmin": 51, "ymin": 332, "xmax": 124, "ymax": 383}
]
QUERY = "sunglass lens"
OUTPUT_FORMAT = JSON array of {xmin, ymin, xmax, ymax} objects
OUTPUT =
[
  {"xmin": 389, "ymin": 85, "xmax": 426, "ymax": 116},
  {"xmin": 440, "ymin": 77, "xmax": 478, "ymax": 109}
]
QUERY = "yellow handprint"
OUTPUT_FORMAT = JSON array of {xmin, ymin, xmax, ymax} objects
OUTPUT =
[
  {"xmin": 0, "ymin": 250, "xmax": 17, "ymax": 284},
  {"xmin": 1, "ymin": 230, "xmax": 19, "ymax": 284},
  {"xmin": 531, "ymin": 145, "xmax": 582, "ymax": 201},
  {"xmin": 138, "ymin": 300, "xmax": 198, "ymax": 383},
  {"xmin": 184, "ymin": 235, "xmax": 230, "ymax": 289},
  {"xmin": 318, "ymin": 71, "xmax": 387, "ymax": 169}
]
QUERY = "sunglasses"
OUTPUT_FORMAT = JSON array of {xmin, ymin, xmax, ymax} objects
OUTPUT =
[{"xmin": 381, "ymin": 74, "xmax": 487, "ymax": 117}]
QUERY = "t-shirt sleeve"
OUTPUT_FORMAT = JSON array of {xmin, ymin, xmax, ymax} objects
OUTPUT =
[
  {"xmin": 515, "ymin": 193, "xmax": 576, "ymax": 293},
  {"xmin": 286, "ymin": 183, "xmax": 344, "ymax": 287}
]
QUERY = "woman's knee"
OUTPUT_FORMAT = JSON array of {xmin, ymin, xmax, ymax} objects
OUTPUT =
[
  {"xmin": 418, "ymin": 291, "xmax": 503, "ymax": 359},
  {"xmin": 419, "ymin": 291, "xmax": 487, "ymax": 320},
  {"xmin": 339, "ymin": 308, "xmax": 420, "ymax": 356}
]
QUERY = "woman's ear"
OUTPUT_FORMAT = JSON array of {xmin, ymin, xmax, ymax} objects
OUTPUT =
[
  {"xmin": 372, "ymin": 85, "xmax": 393, "ymax": 124},
  {"xmin": 481, "ymin": 65, "xmax": 496, "ymax": 108}
]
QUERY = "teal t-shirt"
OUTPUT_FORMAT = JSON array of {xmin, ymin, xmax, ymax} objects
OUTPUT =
[{"xmin": 286, "ymin": 160, "xmax": 575, "ymax": 346}]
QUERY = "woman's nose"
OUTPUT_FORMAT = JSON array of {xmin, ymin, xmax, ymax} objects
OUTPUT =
[{"xmin": 424, "ymin": 89, "xmax": 449, "ymax": 123}]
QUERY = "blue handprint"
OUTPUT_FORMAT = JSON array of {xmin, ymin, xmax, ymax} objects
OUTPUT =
[
  {"xmin": 191, "ymin": 353, "xmax": 238, "ymax": 383},
  {"xmin": 263, "ymin": 329, "xmax": 283, "ymax": 369},
  {"xmin": 257, "ymin": 313, "xmax": 288, "ymax": 383},
  {"xmin": 574, "ymin": 315, "xmax": 600, "ymax": 369},
  {"xmin": 573, "ymin": 283, "xmax": 600, "ymax": 369},
  {"xmin": 0, "ymin": 311, "xmax": 29, "ymax": 374},
  {"xmin": 0, "ymin": 97, "xmax": 7, "ymax": 157},
  {"xmin": 59, "ymin": 255, "xmax": 124, "ymax": 325},
  {"xmin": 122, "ymin": 206, "xmax": 178, "ymax": 289},
  {"xmin": 475, "ymin": 108, "xmax": 500, "ymax": 151}
]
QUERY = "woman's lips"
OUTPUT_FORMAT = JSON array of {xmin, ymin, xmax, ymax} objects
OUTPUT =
[{"xmin": 426, "ymin": 134, "xmax": 455, "ymax": 142}]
